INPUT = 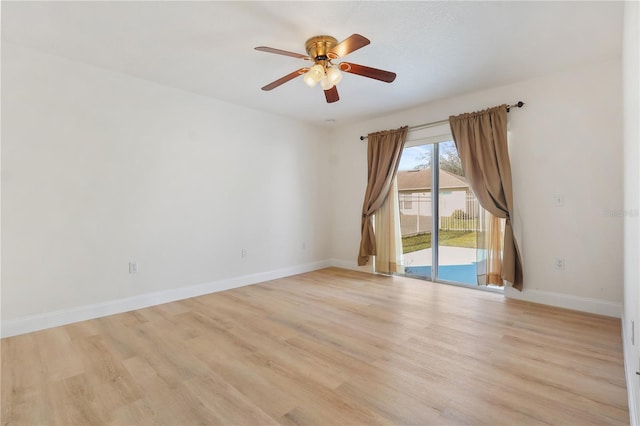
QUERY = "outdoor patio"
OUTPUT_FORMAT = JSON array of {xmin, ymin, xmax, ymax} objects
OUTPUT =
[{"xmin": 402, "ymin": 246, "xmax": 478, "ymax": 285}]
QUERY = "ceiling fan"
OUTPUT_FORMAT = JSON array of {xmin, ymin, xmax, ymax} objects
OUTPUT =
[{"xmin": 255, "ymin": 34, "xmax": 396, "ymax": 103}]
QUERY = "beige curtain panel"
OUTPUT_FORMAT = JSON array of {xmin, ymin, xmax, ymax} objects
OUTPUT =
[
  {"xmin": 357, "ymin": 126, "xmax": 409, "ymax": 266},
  {"xmin": 449, "ymin": 105, "xmax": 524, "ymax": 290}
]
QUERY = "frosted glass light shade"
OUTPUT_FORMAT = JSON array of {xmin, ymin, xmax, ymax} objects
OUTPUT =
[
  {"xmin": 326, "ymin": 67, "xmax": 342, "ymax": 85},
  {"xmin": 308, "ymin": 64, "xmax": 325, "ymax": 82},
  {"xmin": 320, "ymin": 77, "xmax": 333, "ymax": 90},
  {"xmin": 303, "ymin": 71, "xmax": 318, "ymax": 87}
]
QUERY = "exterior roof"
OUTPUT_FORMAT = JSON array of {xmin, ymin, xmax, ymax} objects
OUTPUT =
[{"xmin": 397, "ymin": 168, "xmax": 468, "ymax": 191}]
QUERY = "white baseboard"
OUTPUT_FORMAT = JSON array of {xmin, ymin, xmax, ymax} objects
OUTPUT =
[
  {"xmin": 504, "ymin": 287, "xmax": 623, "ymax": 318},
  {"xmin": 2, "ymin": 260, "xmax": 624, "ymax": 337},
  {"xmin": 622, "ymin": 313, "xmax": 639, "ymax": 426},
  {"xmin": 329, "ymin": 260, "xmax": 623, "ymax": 318},
  {"xmin": 1, "ymin": 259, "xmax": 333, "ymax": 338},
  {"xmin": 328, "ymin": 258, "xmax": 370, "ymax": 272}
]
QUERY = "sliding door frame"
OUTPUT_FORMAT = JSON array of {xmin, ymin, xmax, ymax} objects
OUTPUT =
[
  {"xmin": 399, "ymin": 125, "xmax": 502, "ymax": 292},
  {"xmin": 431, "ymin": 142, "xmax": 439, "ymax": 282}
]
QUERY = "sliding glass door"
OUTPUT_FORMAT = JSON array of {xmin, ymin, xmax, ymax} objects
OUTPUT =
[
  {"xmin": 436, "ymin": 141, "xmax": 478, "ymax": 285},
  {"xmin": 397, "ymin": 145, "xmax": 433, "ymax": 278},
  {"xmin": 397, "ymin": 140, "xmax": 481, "ymax": 286}
]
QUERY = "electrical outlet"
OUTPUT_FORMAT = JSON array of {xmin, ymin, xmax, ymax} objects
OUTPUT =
[
  {"xmin": 241, "ymin": 248, "xmax": 247, "ymax": 258},
  {"xmin": 129, "ymin": 261, "xmax": 138, "ymax": 274},
  {"xmin": 554, "ymin": 258, "xmax": 565, "ymax": 270}
]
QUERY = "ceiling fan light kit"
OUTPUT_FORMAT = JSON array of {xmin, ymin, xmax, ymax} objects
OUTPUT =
[
  {"xmin": 326, "ymin": 67, "xmax": 343, "ymax": 85},
  {"xmin": 306, "ymin": 64, "xmax": 326, "ymax": 84},
  {"xmin": 255, "ymin": 34, "xmax": 396, "ymax": 103},
  {"xmin": 302, "ymin": 71, "xmax": 318, "ymax": 87},
  {"xmin": 320, "ymin": 76, "xmax": 334, "ymax": 90}
]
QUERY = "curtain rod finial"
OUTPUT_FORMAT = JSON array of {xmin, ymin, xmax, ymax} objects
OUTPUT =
[{"xmin": 507, "ymin": 101, "xmax": 525, "ymax": 112}]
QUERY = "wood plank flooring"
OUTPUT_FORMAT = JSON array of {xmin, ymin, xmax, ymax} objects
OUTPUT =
[{"xmin": 1, "ymin": 267, "xmax": 629, "ymax": 425}]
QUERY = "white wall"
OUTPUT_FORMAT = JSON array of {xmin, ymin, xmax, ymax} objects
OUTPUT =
[
  {"xmin": 327, "ymin": 59, "xmax": 624, "ymax": 316},
  {"xmin": 1, "ymin": 42, "xmax": 330, "ymax": 333},
  {"xmin": 622, "ymin": 1, "xmax": 639, "ymax": 424}
]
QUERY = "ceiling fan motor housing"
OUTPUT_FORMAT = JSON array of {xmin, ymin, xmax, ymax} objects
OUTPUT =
[{"xmin": 305, "ymin": 36, "xmax": 339, "ymax": 62}]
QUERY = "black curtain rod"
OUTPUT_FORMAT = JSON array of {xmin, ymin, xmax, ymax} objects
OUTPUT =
[{"xmin": 359, "ymin": 101, "xmax": 525, "ymax": 140}]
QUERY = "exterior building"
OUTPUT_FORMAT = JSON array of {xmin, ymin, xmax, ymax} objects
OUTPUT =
[{"xmin": 397, "ymin": 168, "xmax": 476, "ymax": 236}]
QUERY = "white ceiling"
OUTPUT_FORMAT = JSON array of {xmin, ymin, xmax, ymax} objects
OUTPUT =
[{"xmin": 1, "ymin": 1, "xmax": 623, "ymax": 127}]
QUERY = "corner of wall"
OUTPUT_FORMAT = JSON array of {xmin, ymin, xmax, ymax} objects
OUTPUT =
[
  {"xmin": 504, "ymin": 286, "xmax": 623, "ymax": 318},
  {"xmin": 623, "ymin": 1, "xmax": 640, "ymax": 424}
]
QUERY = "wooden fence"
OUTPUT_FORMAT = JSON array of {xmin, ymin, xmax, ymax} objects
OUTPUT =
[{"xmin": 399, "ymin": 193, "xmax": 481, "ymax": 236}]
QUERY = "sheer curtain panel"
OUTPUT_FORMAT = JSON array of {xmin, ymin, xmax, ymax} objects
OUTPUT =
[
  {"xmin": 476, "ymin": 209, "xmax": 505, "ymax": 286},
  {"xmin": 374, "ymin": 178, "xmax": 405, "ymax": 274},
  {"xmin": 357, "ymin": 126, "xmax": 409, "ymax": 267}
]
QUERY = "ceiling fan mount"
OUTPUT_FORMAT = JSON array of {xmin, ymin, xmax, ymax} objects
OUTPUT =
[
  {"xmin": 255, "ymin": 34, "xmax": 396, "ymax": 104},
  {"xmin": 304, "ymin": 35, "xmax": 338, "ymax": 61}
]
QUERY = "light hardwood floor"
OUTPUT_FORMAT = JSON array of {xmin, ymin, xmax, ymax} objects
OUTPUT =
[{"xmin": 1, "ymin": 268, "xmax": 629, "ymax": 425}]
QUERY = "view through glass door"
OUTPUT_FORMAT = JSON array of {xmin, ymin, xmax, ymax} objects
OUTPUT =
[{"xmin": 397, "ymin": 140, "xmax": 482, "ymax": 286}]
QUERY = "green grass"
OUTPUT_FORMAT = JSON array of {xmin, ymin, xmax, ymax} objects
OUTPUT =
[
  {"xmin": 402, "ymin": 233, "xmax": 432, "ymax": 253},
  {"xmin": 401, "ymin": 230, "xmax": 476, "ymax": 254}
]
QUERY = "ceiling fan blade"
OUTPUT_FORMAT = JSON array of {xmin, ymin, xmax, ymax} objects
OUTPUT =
[
  {"xmin": 327, "ymin": 34, "xmax": 370, "ymax": 59},
  {"xmin": 324, "ymin": 85, "xmax": 339, "ymax": 103},
  {"xmin": 261, "ymin": 68, "xmax": 308, "ymax": 91},
  {"xmin": 255, "ymin": 46, "xmax": 310, "ymax": 60},
  {"xmin": 339, "ymin": 62, "xmax": 396, "ymax": 83}
]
